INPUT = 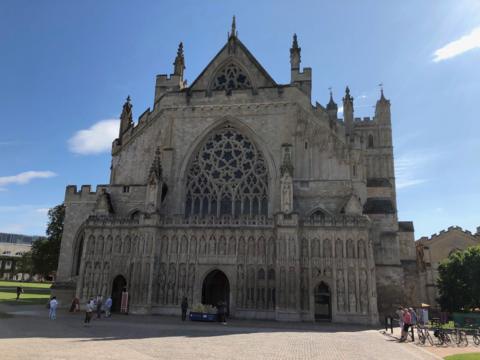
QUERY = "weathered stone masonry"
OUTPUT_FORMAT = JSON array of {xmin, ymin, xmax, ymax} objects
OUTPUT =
[{"xmin": 55, "ymin": 19, "xmax": 418, "ymax": 324}]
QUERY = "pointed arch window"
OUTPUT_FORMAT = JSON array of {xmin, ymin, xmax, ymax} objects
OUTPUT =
[
  {"xmin": 367, "ymin": 134, "xmax": 374, "ymax": 148},
  {"xmin": 212, "ymin": 63, "xmax": 252, "ymax": 92},
  {"xmin": 185, "ymin": 126, "xmax": 268, "ymax": 218}
]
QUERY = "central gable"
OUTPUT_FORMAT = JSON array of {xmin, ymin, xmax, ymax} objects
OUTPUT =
[{"xmin": 189, "ymin": 37, "xmax": 277, "ymax": 93}]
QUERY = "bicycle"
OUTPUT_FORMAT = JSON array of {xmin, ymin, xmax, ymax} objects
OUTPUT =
[
  {"xmin": 455, "ymin": 328, "xmax": 469, "ymax": 346},
  {"xmin": 417, "ymin": 324, "xmax": 434, "ymax": 346},
  {"xmin": 433, "ymin": 327, "xmax": 452, "ymax": 345},
  {"xmin": 473, "ymin": 328, "xmax": 480, "ymax": 346},
  {"xmin": 465, "ymin": 325, "xmax": 479, "ymax": 346}
]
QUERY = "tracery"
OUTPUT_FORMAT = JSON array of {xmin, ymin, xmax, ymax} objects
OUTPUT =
[
  {"xmin": 185, "ymin": 126, "xmax": 268, "ymax": 217},
  {"xmin": 212, "ymin": 63, "xmax": 252, "ymax": 91}
]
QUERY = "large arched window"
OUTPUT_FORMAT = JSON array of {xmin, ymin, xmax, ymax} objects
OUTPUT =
[
  {"xmin": 185, "ymin": 126, "xmax": 268, "ymax": 218},
  {"xmin": 212, "ymin": 63, "xmax": 252, "ymax": 92}
]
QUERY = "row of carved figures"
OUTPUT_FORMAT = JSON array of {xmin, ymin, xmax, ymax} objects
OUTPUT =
[{"xmin": 82, "ymin": 233, "xmax": 369, "ymax": 260}]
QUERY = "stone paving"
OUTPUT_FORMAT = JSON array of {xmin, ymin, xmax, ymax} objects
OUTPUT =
[{"xmin": 0, "ymin": 304, "xmax": 439, "ymax": 360}]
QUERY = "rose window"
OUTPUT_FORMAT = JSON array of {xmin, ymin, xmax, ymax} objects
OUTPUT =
[
  {"xmin": 185, "ymin": 126, "xmax": 268, "ymax": 217},
  {"xmin": 212, "ymin": 63, "xmax": 252, "ymax": 91}
]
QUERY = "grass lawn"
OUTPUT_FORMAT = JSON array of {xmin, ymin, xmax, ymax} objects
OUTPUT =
[
  {"xmin": 444, "ymin": 354, "xmax": 480, "ymax": 360},
  {"xmin": 0, "ymin": 280, "xmax": 51, "ymax": 305},
  {"xmin": 0, "ymin": 280, "xmax": 52, "ymax": 289}
]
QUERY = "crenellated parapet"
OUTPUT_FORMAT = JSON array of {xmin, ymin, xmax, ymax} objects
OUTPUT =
[
  {"xmin": 65, "ymin": 184, "xmax": 110, "ymax": 202},
  {"xmin": 417, "ymin": 225, "xmax": 480, "ymax": 243}
]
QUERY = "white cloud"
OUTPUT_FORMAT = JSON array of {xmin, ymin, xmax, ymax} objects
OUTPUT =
[
  {"xmin": 337, "ymin": 106, "xmax": 344, "ymax": 115},
  {"xmin": 68, "ymin": 119, "xmax": 119, "ymax": 155},
  {"xmin": 35, "ymin": 208, "xmax": 50, "ymax": 215},
  {"xmin": 433, "ymin": 26, "xmax": 480, "ymax": 62},
  {"xmin": 0, "ymin": 223, "xmax": 28, "ymax": 234},
  {"xmin": 395, "ymin": 152, "xmax": 434, "ymax": 189},
  {"xmin": 0, "ymin": 171, "xmax": 56, "ymax": 189},
  {"xmin": 0, "ymin": 204, "xmax": 53, "ymax": 236}
]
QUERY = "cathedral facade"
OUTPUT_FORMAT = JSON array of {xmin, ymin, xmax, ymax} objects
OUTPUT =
[{"xmin": 55, "ymin": 20, "xmax": 418, "ymax": 324}]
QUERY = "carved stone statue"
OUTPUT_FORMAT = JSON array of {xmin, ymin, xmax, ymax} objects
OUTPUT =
[
  {"xmin": 359, "ymin": 270, "xmax": 368, "ymax": 314},
  {"xmin": 337, "ymin": 269, "xmax": 345, "ymax": 312},
  {"xmin": 348, "ymin": 268, "xmax": 356, "ymax": 313},
  {"xmin": 280, "ymin": 173, "xmax": 293, "ymax": 214},
  {"xmin": 237, "ymin": 264, "xmax": 244, "ymax": 307}
]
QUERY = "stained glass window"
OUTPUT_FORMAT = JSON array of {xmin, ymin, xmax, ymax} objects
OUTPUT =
[{"xmin": 185, "ymin": 126, "xmax": 268, "ymax": 217}]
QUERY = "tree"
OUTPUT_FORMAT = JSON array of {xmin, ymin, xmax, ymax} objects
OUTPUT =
[
  {"xmin": 437, "ymin": 246, "xmax": 480, "ymax": 312},
  {"xmin": 16, "ymin": 251, "xmax": 33, "ymax": 280},
  {"xmin": 31, "ymin": 204, "xmax": 65, "ymax": 279}
]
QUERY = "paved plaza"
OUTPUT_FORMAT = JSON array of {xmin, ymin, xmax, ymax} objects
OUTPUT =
[{"xmin": 0, "ymin": 303, "xmax": 442, "ymax": 360}]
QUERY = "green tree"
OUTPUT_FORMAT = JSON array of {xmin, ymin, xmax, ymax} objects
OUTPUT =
[
  {"xmin": 31, "ymin": 204, "xmax": 65, "ymax": 278},
  {"xmin": 437, "ymin": 246, "xmax": 480, "ymax": 312},
  {"xmin": 16, "ymin": 251, "xmax": 34, "ymax": 280}
]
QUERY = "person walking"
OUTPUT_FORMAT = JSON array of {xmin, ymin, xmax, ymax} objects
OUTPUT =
[
  {"xmin": 16, "ymin": 286, "xmax": 23, "ymax": 301},
  {"xmin": 96, "ymin": 294, "xmax": 103, "ymax": 319},
  {"xmin": 396, "ymin": 306, "xmax": 404, "ymax": 336},
  {"xmin": 104, "ymin": 296, "xmax": 112, "ymax": 318},
  {"xmin": 409, "ymin": 308, "xmax": 417, "ymax": 326},
  {"xmin": 400, "ymin": 308, "xmax": 412, "ymax": 342},
  {"xmin": 217, "ymin": 301, "xmax": 227, "ymax": 324},
  {"xmin": 181, "ymin": 297, "xmax": 188, "ymax": 321},
  {"xmin": 84, "ymin": 298, "xmax": 94, "ymax": 326},
  {"xmin": 49, "ymin": 296, "xmax": 58, "ymax": 320}
]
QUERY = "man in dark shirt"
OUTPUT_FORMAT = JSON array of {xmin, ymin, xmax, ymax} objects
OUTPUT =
[
  {"xmin": 181, "ymin": 297, "xmax": 188, "ymax": 321},
  {"xmin": 16, "ymin": 286, "xmax": 23, "ymax": 301}
]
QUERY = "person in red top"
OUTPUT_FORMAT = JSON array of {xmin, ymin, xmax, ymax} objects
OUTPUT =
[{"xmin": 400, "ymin": 307, "xmax": 412, "ymax": 342}]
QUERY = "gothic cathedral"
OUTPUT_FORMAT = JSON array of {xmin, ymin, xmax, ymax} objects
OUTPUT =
[{"xmin": 55, "ymin": 19, "xmax": 418, "ymax": 324}]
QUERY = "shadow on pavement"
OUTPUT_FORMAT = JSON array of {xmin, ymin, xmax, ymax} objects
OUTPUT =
[{"xmin": 0, "ymin": 303, "xmax": 380, "ymax": 341}]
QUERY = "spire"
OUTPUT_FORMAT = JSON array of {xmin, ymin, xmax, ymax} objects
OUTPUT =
[
  {"xmin": 148, "ymin": 147, "xmax": 163, "ymax": 183},
  {"xmin": 378, "ymin": 83, "xmax": 388, "ymax": 103},
  {"xmin": 228, "ymin": 15, "xmax": 237, "ymax": 38},
  {"xmin": 292, "ymin": 33, "xmax": 299, "ymax": 49},
  {"xmin": 290, "ymin": 33, "xmax": 301, "ymax": 70},
  {"xmin": 343, "ymin": 86, "xmax": 354, "ymax": 135},
  {"xmin": 119, "ymin": 95, "xmax": 133, "ymax": 137},
  {"xmin": 227, "ymin": 16, "xmax": 238, "ymax": 53},
  {"xmin": 375, "ymin": 84, "xmax": 391, "ymax": 123},
  {"xmin": 326, "ymin": 88, "xmax": 337, "ymax": 110},
  {"xmin": 173, "ymin": 42, "xmax": 185, "ymax": 77},
  {"xmin": 344, "ymin": 86, "xmax": 353, "ymax": 101}
]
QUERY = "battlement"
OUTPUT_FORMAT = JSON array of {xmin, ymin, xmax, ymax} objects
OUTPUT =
[
  {"xmin": 417, "ymin": 225, "xmax": 480, "ymax": 242},
  {"xmin": 292, "ymin": 67, "xmax": 312, "ymax": 81},
  {"xmin": 65, "ymin": 184, "xmax": 110, "ymax": 202},
  {"xmin": 353, "ymin": 116, "xmax": 374, "ymax": 124}
]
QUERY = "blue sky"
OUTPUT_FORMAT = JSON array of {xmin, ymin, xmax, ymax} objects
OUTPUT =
[{"xmin": 0, "ymin": 0, "xmax": 479, "ymax": 238}]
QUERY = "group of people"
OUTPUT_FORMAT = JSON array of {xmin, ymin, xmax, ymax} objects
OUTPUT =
[
  {"xmin": 84, "ymin": 295, "xmax": 113, "ymax": 326},
  {"xmin": 396, "ymin": 306, "xmax": 429, "ymax": 342},
  {"xmin": 46, "ymin": 294, "xmax": 113, "ymax": 325}
]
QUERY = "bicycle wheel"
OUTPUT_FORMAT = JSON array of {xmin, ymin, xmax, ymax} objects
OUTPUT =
[
  {"xmin": 418, "ymin": 331, "xmax": 426, "ymax": 345},
  {"xmin": 426, "ymin": 331, "xmax": 434, "ymax": 346},
  {"xmin": 473, "ymin": 333, "xmax": 480, "ymax": 346},
  {"xmin": 462, "ymin": 332, "xmax": 469, "ymax": 346},
  {"xmin": 451, "ymin": 330, "xmax": 458, "ymax": 344}
]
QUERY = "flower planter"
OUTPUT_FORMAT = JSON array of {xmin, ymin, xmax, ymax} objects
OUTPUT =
[{"xmin": 189, "ymin": 311, "xmax": 218, "ymax": 322}]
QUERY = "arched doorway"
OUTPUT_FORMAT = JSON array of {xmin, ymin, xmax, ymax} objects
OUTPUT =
[
  {"xmin": 202, "ymin": 270, "xmax": 230, "ymax": 314},
  {"xmin": 111, "ymin": 275, "xmax": 127, "ymax": 313},
  {"xmin": 314, "ymin": 282, "xmax": 331, "ymax": 321}
]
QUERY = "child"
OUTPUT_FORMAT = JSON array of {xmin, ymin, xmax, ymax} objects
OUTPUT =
[{"xmin": 49, "ymin": 296, "xmax": 58, "ymax": 320}]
